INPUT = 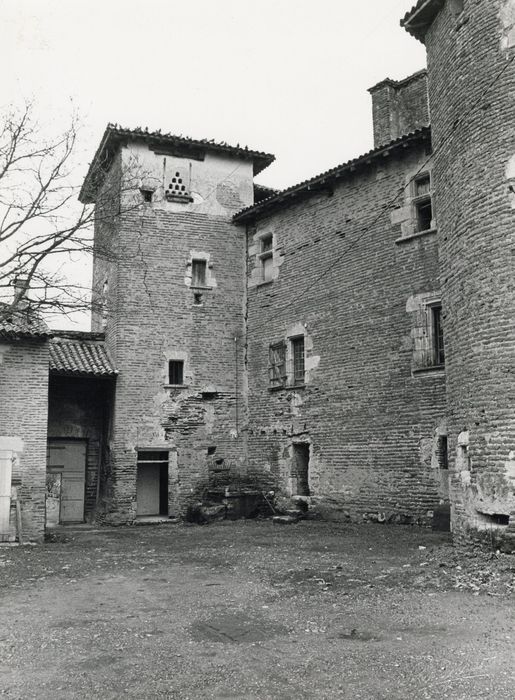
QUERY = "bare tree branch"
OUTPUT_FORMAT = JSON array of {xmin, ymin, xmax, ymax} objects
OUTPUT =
[{"xmin": 0, "ymin": 102, "xmax": 153, "ymax": 323}]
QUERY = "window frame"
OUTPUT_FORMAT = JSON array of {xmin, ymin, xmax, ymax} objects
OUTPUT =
[
  {"xmin": 290, "ymin": 335, "xmax": 306, "ymax": 386},
  {"xmin": 268, "ymin": 341, "xmax": 287, "ymax": 388},
  {"xmin": 412, "ymin": 172, "xmax": 434, "ymax": 233},
  {"xmin": 258, "ymin": 234, "xmax": 274, "ymax": 283},
  {"xmin": 430, "ymin": 303, "xmax": 445, "ymax": 367},
  {"xmin": 168, "ymin": 360, "xmax": 184, "ymax": 385},
  {"xmin": 268, "ymin": 334, "xmax": 306, "ymax": 390},
  {"xmin": 191, "ymin": 259, "xmax": 207, "ymax": 288}
]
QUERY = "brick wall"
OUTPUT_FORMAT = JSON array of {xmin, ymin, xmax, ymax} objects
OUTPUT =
[
  {"xmin": 245, "ymin": 139, "xmax": 447, "ymax": 524},
  {"xmin": 369, "ymin": 70, "xmax": 430, "ymax": 147},
  {"xmin": 0, "ymin": 339, "xmax": 49, "ymax": 541},
  {"xmin": 92, "ymin": 145, "xmax": 252, "ymax": 522},
  {"xmin": 423, "ymin": 0, "xmax": 515, "ymax": 542},
  {"xmin": 47, "ymin": 375, "xmax": 114, "ymax": 521}
]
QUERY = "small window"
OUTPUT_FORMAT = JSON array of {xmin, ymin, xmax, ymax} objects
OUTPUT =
[
  {"xmin": 291, "ymin": 336, "xmax": 305, "ymax": 385},
  {"xmin": 191, "ymin": 259, "xmax": 207, "ymax": 287},
  {"xmin": 168, "ymin": 360, "xmax": 184, "ymax": 385},
  {"xmin": 261, "ymin": 235, "xmax": 273, "ymax": 253},
  {"xmin": 413, "ymin": 173, "xmax": 433, "ymax": 232},
  {"xmin": 436, "ymin": 435, "xmax": 448, "ymax": 470},
  {"xmin": 259, "ymin": 235, "xmax": 273, "ymax": 282},
  {"xmin": 140, "ymin": 189, "xmax": 153, "ymax": 203},
  {"xmin": 431, "ymin": 305, "xmax": 445, "ymax": 366},
  {"xmin": 269, "ymin": 342, "xmax": 286, "ymax": 388}
]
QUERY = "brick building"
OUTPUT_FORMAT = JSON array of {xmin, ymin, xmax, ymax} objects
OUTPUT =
[{"xmin": 1, "ymin": 0, "xmax": 514, "ymax": 547}]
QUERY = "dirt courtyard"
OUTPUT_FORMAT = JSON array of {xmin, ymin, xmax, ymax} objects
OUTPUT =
[{"xmin": 1, "ymin": 520, "xmax": 514, "ymax": 700}]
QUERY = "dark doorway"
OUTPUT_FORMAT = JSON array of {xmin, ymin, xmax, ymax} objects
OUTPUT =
[
  {"xmin": 292, "ymin": 443, "xmax": 310, "ymax": 496},
  {"xmin": 136, "ymin": 451, "xmax": 169, "ymax": 517}
]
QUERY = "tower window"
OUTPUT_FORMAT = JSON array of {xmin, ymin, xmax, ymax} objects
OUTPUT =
[
  {"xmin": 431, "ymin": 304, "xmax": 445, "ymax": 366},
  {"xmin": 191, "ymin": 259, "xmax": 207, "ymax": 287},
  {"xmin": 168, "ymin": 360, "xmax": 184, "ymax": 385},
  {"xmin": 291, "ymin": 336, "xmax": 305, "ymax": 385},
  {"xmin": 413, "ymin": 173, "xmax": 433, "ymax": 232},
  {"xmin": 258, "ymin": 234, "xmax": 273, "ymax": 282}
]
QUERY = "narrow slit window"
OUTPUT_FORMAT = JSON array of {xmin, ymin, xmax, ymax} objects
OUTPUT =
[
  {"xmin": 168, "ymin": 360, "xmax": 184, "ymax": 385},
  {"xmin": 191, "ymin": 259, "xmax": 207, "ymax": 287},
  {"xmin": 259, "ymin": 235, "xmax": 273, "ymax": 282},
  {"xmin": 291, "ymin": 336, "xmax": 305, "ymax": 385},
  {"xmin": 437, "ymin": 435, "xmax": 448, "ymax": 470},
  {"xmin": 432, "ymin": 305, "xmax": 445, "ymax": 366}
]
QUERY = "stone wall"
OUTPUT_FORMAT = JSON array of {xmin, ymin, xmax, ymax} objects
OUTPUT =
[
  {"xmin": 0, "ymin": 339, "xmax": 49, "ymax": 542},
  {"xmin": 245, "ymin": 138, "xmax": 447, "ymax": 524},
  {"xmin": 423, "ymin": 0, "xmax": 515, "ymax": 543}
]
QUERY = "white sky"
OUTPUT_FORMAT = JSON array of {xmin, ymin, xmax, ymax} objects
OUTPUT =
[{"xmin": 0, "ymin": 0, "xmax": 425, "ymax": 329}]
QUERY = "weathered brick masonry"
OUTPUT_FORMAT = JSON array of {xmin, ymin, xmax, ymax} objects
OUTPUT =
[
  {"xmin": 0, "ymin": 337, "xmax": 49, "ymax": 541},
  {"xmin": 403, "ymin": 0, "xmax": 515, "ymax": 543},
  {"xmin": 239, "ymin": 133, "xmax": 447, "ymax": 524},
  {"xmin": 83, "ymin": 133, "xmax": 272, "ymax": 522}
]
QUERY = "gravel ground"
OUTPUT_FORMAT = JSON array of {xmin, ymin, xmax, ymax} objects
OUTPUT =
[{"xmin": 0, "ymin": 520, "xmax": 514, "ymax": 699}]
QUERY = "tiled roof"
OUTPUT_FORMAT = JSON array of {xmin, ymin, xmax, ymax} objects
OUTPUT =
[
  {"xmin": 80, "ymin": 124, "xmax": 275, "ymax": 203},
  {"xmin": 0, "ymin": 304, "xmax": 51, "ymax": 340},
  {"xmin": 233, "ymin": 127, "xmax": 431, "ymax": 223},
  {"xmin": 49, "ymin": 334, "xmax": 117, "ymax": 377},
  {"xmin": 401, "ymin": 0, "xmax": 444, "ymax": 42}
]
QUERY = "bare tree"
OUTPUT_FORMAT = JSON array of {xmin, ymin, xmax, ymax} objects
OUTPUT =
[{"xmin": 0, "ymin": 102, "xmax": 147, "ymax": 323}]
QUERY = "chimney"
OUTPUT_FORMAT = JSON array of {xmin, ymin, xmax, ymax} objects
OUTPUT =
[
  {"xmin": 368, "ymin": 70, "xmax": 429, "ymax": 148},
  {"xmin": 13, "ymin": 277, "xmax": 29, "ymax": 308}
]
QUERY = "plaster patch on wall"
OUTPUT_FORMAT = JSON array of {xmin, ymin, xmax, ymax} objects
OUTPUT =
[
  {"xmin": 500, "ymin": 0, "xmax": 515, "ymax": 49},
  {"xmin": 0, "ymin": 436, "xmax": 23, "ymax": 452}
]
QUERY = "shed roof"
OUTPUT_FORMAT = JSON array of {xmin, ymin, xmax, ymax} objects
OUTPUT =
[
  {"xmin": 49, "ymin": 334, "xmax": 117, "ymax": 377},
  {"xmin": 80, "ymin": 124, "xmax": 275, "ymax": 203},
  {"xmin": 233, "ymin": 127, "xmax": 431, "ymax": 223}
]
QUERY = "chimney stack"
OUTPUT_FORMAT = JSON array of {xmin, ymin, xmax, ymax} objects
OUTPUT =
[
  {"xmin": 12, "ymin": 277, "xmax": 29, "ymax": 307},
  {"xmin": 368, "ymin": 70, "xmax": 430, "ymax": 149}
]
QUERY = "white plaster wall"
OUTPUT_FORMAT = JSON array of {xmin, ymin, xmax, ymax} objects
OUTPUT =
[{"xmin": 122, "ymin": 142, "xmax": 254, "ymax": 217}]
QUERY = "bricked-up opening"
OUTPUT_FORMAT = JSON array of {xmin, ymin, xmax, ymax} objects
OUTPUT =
[
  {"xmin": 136, "ymin": 451, "xmax": 169, "ymax": 517},
  {"xmin": 436, "ymin": 435, "xmax": 448, "ymax": 469},
  {"xmin": 259, "ymin": 235, "xmax": 273, "ymax": 282},
  {"xmin": 291, "ymin": 336, "xmax": 305, "ymax": 385},
  {"xmin": 413, "ymin": 173, "xmax": 433, "ymax": 232},
  {"xmin": 292, "ymin": 443, "xmax": 310, "ymax": 496},
  {"xmin": 191, "ymin": 259, "xmax": 207, "ymax": 287},
  {"xmin": 168, "ymin": 360, "xmax": 184, "ymax": 385},
  {"xmin": 431, "ymin": 305, "xmax": 445, "ymax": 366}
]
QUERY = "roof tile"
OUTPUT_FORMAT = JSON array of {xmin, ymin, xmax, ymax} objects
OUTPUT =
[
  {"xmin": 0, "ymin": 305, "xmax": 51, "ymax": 340},
  {"xmin": 49, "ymin": 338, "xmax": 117, "ymax": 377}
]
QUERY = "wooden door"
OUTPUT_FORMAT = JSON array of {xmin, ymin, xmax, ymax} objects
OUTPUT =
[
  {"xmin": 47, "ymin": 441, "xmax": 86, "ymax": 523},
  {"xmin": 136, "ymin": 464, "xmax": 161, "ymax": 516}
]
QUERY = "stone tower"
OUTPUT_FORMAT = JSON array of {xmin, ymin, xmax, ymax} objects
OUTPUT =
[{"xmin": 403, "ymin": 0, "xmax": 515, "ymax": 545}]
